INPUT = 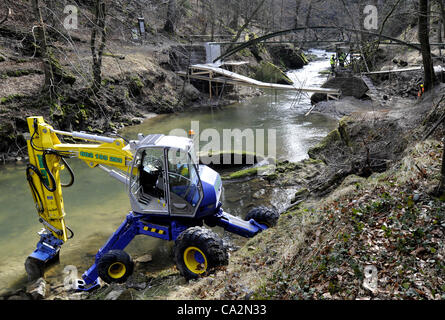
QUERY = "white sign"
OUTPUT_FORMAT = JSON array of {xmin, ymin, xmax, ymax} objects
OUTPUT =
[
  {"xmin": 63, "ymin": 5, "xmax": 78, "ymax": 30},
  {"xmin": 363, "ymin": 5, "xmax": 378, "ymax": 30}
]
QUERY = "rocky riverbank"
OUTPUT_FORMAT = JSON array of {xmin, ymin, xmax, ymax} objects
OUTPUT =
[{"xmin": 158, "ymin": 83, "xmax": 445, "ymax": 301}]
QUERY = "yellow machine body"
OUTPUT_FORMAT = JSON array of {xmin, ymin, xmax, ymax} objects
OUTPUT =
[{"xmin": 26, "ymin": 116, "xmax": 134, "ymax": 242}]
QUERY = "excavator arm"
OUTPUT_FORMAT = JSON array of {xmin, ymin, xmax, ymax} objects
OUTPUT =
[{"xmin": 25, "ymin": 116, "xmax": 135, "ymax": 277}]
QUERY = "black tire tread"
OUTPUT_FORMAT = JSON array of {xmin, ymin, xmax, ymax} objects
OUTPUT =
[
  {"xmin": 174, "ymin": 227, "xmax": 228, "ymax": 279},
  {"xmin": 245, "ymin": 206, "xmax": 280, "ymax": 227},
  {"xmin": 97, "ymin": 249, "xmax": 134, "ymax": 284}
]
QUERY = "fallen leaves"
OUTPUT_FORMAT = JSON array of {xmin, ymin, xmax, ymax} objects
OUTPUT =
[{"xmin": 254, "ymin": 141, "xmax": 445, "ymax": 300}]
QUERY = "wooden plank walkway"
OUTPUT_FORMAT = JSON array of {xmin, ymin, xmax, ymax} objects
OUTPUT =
[
  {"xmin": 361, "ymin": 75, "xmax": 384, "ymax": 107},
  {"xmin": 363, "ymin": 65, "xmax": 443, "ymax": 75},
  {"xmin": 180, "ymin": 64, "xmax": 341, "ymax": 99}
]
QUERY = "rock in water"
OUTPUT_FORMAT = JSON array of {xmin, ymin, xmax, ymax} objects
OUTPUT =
[
  {"xmin": 26, "ymin": 278, "xmax": 48, "ymax": 300},
  {"xmin": 105, "ymin": 289, "xmax": 125, "ymax": 300},
  {"xmin": 184, "ymin": 83, "xmax": 201, "ymax": 102},
  {"xmin": 135, "ymin": 254, "xmax": 153, "ymax": 263},
  {"xmin": 311, "ymin": 76, "xmax": 368, "ymax": 104},
  {"xmin": 268, "ymin": 44, "xmax": 308, "ymax": 69}
]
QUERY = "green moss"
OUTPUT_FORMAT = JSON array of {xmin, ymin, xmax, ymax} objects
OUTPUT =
[
  {"xmin": 338, "ymin": 116, "xmax": 354, "ymax": 147},
  {"xmin": 132, "ymin": 76, "xmax": 144, "ymax": 88},
  {"xmin": 295, "ymin": 188, "xmax": 309, "ymax": 197},
  {"xmin": 239, "ymin": 48, "xmax": 252, "ymax": 57},
  {"xmin": 318, "ymin": 69, "xmax": 331, "ymax": 75},
  {"xmin": 302, "ymin": 158, "xmax": 325, "ymax": 165},
  {"xmin": 224, "ymin": 165, "xmax": 275, "ymax": 180},
  {"xmin": 253, "ymin": 61, "xmax": 293, "ymax": 85},
  {"xmin": 0, "ymin": 69, "xmax": 42, "ymax": 78},
  {"xmin": 50, "ymin": 102, "xmax": 64, "ymax": 116},
  {"xmin": 0, "ymin": 94, "xmax": 25, "ymax": 105},
  {"xmin": 300, "ymin": 52, "xmax": 309, "ymax": 64},
  {"xmin": 308, "ymin": 129, "xmax": 342, "ymax": 159},
  {"xmin": 199, "ymin": 149, "xmax": 258, "ymax": 158}
]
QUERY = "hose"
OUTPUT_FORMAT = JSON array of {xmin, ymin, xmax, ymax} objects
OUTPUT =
[
  {"xmin": 66, "ymin": 226, "xmax": 74, "ymax": 240},
  {"xmin": 26, "ymin": 164, "xmax": 44, "ymax": 214},
  {"xmin": 41, "ymin": 149, "xmax": 75, "ymax": 191}
]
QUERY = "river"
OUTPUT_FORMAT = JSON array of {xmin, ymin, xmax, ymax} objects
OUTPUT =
[{"xmin": 0, "ymin": 49, "xmax": 338, "ymax": 294}]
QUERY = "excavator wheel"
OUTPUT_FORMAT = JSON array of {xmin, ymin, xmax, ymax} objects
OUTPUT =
[
  {"xmin": 174, "ymin": 227, "xmax": 228, "ymax": 280},
  {"xmin": 245, "ymin": 206, "xmax": 279, "ymax": 228},
  {"xmin": 97, "ymin": 250, "xmax": 134, "ymax": 284}
]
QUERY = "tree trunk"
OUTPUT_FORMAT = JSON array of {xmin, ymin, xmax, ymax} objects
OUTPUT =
[
  {"xmin": 439, "ymin": 142, "xmax": 445, "ymax": 197},
  {"xmin": 419, "ymin": 0, "xmax": 436, "ymax": 91},
  {"xmin": 164, "ymin": 0, "xmax": 176, "ymax": 34},
  {"xmin": 442, "ymin": 0, "xmax": 445, "ymax": 41},
  {"xmin": 294, "ymin": 0, "xmax": 301, "ymax": 29},
  {"xmin": 229, "ymin": 0, "xmax": 240, "ymax": 31},
  {"xmin": 303, "ymin": 0, "xmax": 314, "ymax": 43},
  {"xmin": 32, "ymin": 0, "xmax": 56, "ymax": 94},
  {"xmin": 228, "ymin": 0, "xmax": 266, "ymax": 50},
  {"xmin": 91, "ymin": 0, "xmax": 106, "ymax": 92},
  {"xmin": 208, "ymin": 0, "xmax": 215, "ymax": 41},
  {"xmin": 437, "ymin": 0, "xmax": 445, "ymax": 55},
  {"xmin": 0, "ymin": 1, "xmax": 9, "ymax": 25}
]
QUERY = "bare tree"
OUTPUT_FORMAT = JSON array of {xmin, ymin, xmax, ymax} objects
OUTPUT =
[
  {"xmin": 439, "ymin": 141, "xmax": 445, "ymax": 196},
  {"xmin": 164, "ymin": 0, "xmax": 176, "ymax": 33},
  {"xmin": 91, "ymin": 0, "xmax": 107, "ymax": 92},
  {"xmin": 303, "ymin": 0, "xmax": 314, "ymax": 43},
  {"xmin": 228, "ymin": 0, "xmax": 266, "ymax": 48},
  {"xmin": 0, "ymin": 0, "xmax": 9, "ymax": 25},
  {"xmin": 32, "ymin": 0, "xmax": 56, "ymax": 94},
  {"xmin": 294, "ymin": 0, "xmax": 302, "ymax": 28},
  {"xmin": 435, "ymin": 0, "xmax": 445, "ymax": 43},
  {"xmin": 419, "ymin": 0, "xmax": 436, "ymax": 91}
]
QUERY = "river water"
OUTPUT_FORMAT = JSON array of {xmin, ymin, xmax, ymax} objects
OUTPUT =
[{"xmin": 0, "ymin": 49, "xmax": 337, "ymax": 294}]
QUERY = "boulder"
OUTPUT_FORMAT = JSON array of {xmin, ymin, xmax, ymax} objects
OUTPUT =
[
  {"xmin": 26, "ymin": 278, "xmax": 48, "ymax": 300},
  {"xmin": 105, "ymin": 288, "xmax": 125, "ymax": 300},
  {"xmin": 135, "ymin": 254, "xmax": 153, "ymax": 263},
  {"xmin": 183, "ymin": 83, "xmax": 201, "ymax": 101},
  {"xmin": 311, "ymin": 76, "xmax": 368, "ymax": 104},
  {"xmin": 253, "ymin": 61, "xmax": 293, "ymax": 85},
  {"xmin": 268, "ymin": 44, "xmax": 308, "ymax": 70}
]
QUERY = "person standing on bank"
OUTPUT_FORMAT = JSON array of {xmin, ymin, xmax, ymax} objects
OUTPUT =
[{"xmin": 330, "ymin": 54, "xmax": 336, "ymax": 72}]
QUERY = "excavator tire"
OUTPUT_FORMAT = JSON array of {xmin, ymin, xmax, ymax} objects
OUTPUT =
[
  {"xmin": 245, "ymin": 206, "xmax": 279, "ymax": 227},
  {"xmin": 97, "ymin": 250, "xmax": 134, "ymax": 284},
  {"xmin": 174, "ymin": 227, "xmax": 228, "ymax": 280}
]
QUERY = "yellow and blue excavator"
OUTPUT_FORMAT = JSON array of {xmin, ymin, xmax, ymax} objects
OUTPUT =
[{"xmin": 24, "ymin": 116, "xmax": 279, "ymax": 291}]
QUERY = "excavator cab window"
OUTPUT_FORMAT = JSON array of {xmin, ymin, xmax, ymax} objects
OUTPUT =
[
  {"xmin": 130, "ymin": 147, "xmax": 168, "ymax": 214},
  {"xmin": 166, "ymin": 148, "xmax": 203, "ymax": 217}
]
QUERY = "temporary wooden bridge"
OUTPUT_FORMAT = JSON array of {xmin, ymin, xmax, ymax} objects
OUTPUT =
[
  {"xmin": 178, "ymin": 63, "xmax": 342, "ymax": 100},
  {"xmin": 362, "ymin": 65, "xmax": 444, "ymax": 75}
]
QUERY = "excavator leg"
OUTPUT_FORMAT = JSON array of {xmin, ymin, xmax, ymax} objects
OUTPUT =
[{"xmin": 76, "ymin": 212, "xmax": 176, "ymax": 291}]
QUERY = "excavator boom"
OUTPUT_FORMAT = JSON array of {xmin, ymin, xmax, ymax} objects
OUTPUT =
[{"xmin": 25, "ymin": 116, "xmax": 134, "ymax": 271}]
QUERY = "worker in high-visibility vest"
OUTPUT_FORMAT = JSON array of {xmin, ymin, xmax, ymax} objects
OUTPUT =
[
  {"xmin": 418, "ymin": 84, "xmax": 425, "ymax": 98},
  {"xmin": 330, "ymin": 54, "xmax": 336, "ymax": 72},
  {"xmin": 338, "ymin": 52, "xmax": 347, "ymax": 67}
]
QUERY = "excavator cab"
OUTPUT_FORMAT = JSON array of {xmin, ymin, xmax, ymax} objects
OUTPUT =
[{"xmin": 128, "ymin": 134, "xmax": 204, "ymax": 218}]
